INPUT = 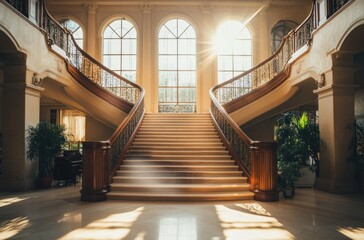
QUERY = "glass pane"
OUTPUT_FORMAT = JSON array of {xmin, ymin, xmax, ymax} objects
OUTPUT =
[
  {"xmin": 178, "ymin": 56, "xmax": 196, "ymax": 70},
  {"xmin": 121, "ymin": 71, "xmax": 136, "ymax": 82},
  {"xmin": 122, "ymin": 55, "xmax": 136, "ymax": 70},
  {"xmin": 109, "ymin": 20, "xmax": 122, "ymax": 37},
  {"xmin": 178, "ymin": 88, "xmax": 196, "ymax": 102},
  {"xmin": 233, "ymin": 56, "xmax": 246, "ymax": 71},
  {"xmin": 176, "ymin": 19, "xmax": 190, "ymax": 37},
  {"xmin": 180, "ymin": 26, "xmax": 196, "ymax": 39},
  {"xmin": 103, "ymin": 39, "xmax": 121, "ymax": 54},
  {"xmin": 218, "ymin": 56, "xmax": 233, "ymax": 71},
  {"xmin": 104, "ymin": 55, "xmax": 121, "ymax": 71},
  {"xmin": 159, "ymin": 25, "xmax": 176, "ymax": 39},
  {"xmin": 122, "ymin": 39, "xmax": 137, "ymax": 54},
  {"xmin": 159, "ymin": 71, "xmax": 178, "ymax": 86},
  {"xmin": 159, "ymin": 88, "xmax": 177, "ymax": 102},
  {"xmin": 159, "ymin": 39, "xmax": 177, "ymax": 54},
  {"xmin": 178, "ymin": 71, "xmax": 196, "ymax": 87},
  {"xmin": 165, "ymin": 19, "xmax": 178, "ymax": 37},
  {"xmin": 159, "ymin": 55, "xmax": 177, "ymax": 70},
  {"xmin": 218, "ymin": 71, "xmax": 233, "ymax": 83},
  {"xmin": 178, "ymin": 39, "xmax": 196, "ymax": 54}
]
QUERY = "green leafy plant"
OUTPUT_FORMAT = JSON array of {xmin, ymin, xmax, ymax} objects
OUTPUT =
[
  {"xmin": 349, "ymin": 122, "xmax": 364, "ymax": 171},
  {"xmin": 26, "ymin": 121, "xmax": 67, "ymax": 178},
  {"xmin": 276, "ymin": 112, "xmax": 320, "ymax": 193}
]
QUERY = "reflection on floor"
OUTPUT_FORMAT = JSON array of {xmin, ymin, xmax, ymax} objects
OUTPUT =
[{"xmin": 0, "ymin": 186, "xmax": 363, "ymax": 240}]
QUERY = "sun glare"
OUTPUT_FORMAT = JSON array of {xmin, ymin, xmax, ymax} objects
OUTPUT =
[
  {"xmin": 338, "ymin": 227, "xmax": 364, "ymax": 239},
  {"xmin": 58, "ymin": 207, "xmax": 144, "ymax": 240},
  {"xmin": 214, "ymin": 21, "xmax": 242, "ymax": 55},
  {"xmin": 0, "ymin": 197, "xmax": 30, "ymax": 208},
  {"xmin": 0, "ymin": 217, "xmax": 31, "ymax": 240},
  {"xmin": 215, "ymin": 204, "xmax": 294, "ymax": 240}
]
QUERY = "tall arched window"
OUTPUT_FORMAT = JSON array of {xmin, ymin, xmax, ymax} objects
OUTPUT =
[
  {"xmin": 271, "ymin": 20, "xmax": 298, "ymax": 53},
  {"xmin": 215, "ymin": 20, "xmax": 252, "ymax": 84},
  {"xmin": 158, "ymin": 18, "xmax": 196, "ymax": 113},
  {"xmin": 103, "ymin": 19, "xmax": 137, "ymax": 82},
  {"xmin": 60, "ymin": 19, "xmax": 84, "ymax": 49}
]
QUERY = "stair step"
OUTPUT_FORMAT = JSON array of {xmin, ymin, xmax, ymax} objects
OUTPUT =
[
  {"xmin": 110, "ymin": 183, "xmax": 250, "ymax": 193},
  {"xmin": 132, "ymin": 142, "xmax": 224, "ymax": 147},
  {"xmin": 123, "ymin": 160, "xmax": 235, "ymax": 165},
  {"xmin": 116, "ymin": 170, "xmax": 242, "ymax": 177},
  {"xmin": 133, "ymin": 138, "xmax": 221, "ymax": 143},
  {"xmin": 119, "ymin": 165, "xmax": 239, "ymax": 171},
  {"xmin": 107, "ymin": 191, "xmax": 254, "ymax": 201},
  {"xmin": 129, "ymin": 146, "xmax": 227, "ymax": 151},
  {"xmin": 112, "ymin": 176, "xmax": 245, "ymax": 184},
  {"xmin": 127, "ymin": 150, "xmax": 229, "ymax": 155},
  {"xmin": 125, "ymin": 155, "xmax": 231, "ymax": 160}
]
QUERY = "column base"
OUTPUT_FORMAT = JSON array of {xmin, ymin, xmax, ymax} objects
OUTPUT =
[
  {"xmin": 80, "ymin": 189, "xmax": 107, "ymax": 202},
  {"xmin": 253, "ymin": 190, "xmax": 279, "ymax": 202}
]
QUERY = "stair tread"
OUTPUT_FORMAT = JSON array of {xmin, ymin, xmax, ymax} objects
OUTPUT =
[{"xmin": 113, "ymin": 176, "xmax": 246, "ymax": 180}]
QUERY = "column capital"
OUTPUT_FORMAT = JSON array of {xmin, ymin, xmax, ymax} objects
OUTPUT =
[
  {"xmin": 200, "ymin": 4, "xmax": 212, "ymax": 14},
  {"xmin": 84, "ymin": 3, "xmax": 99, "ymax": 13},
  {"xmin": 140, "ymin": 3, "xmax": 153, "ymax": 14}
]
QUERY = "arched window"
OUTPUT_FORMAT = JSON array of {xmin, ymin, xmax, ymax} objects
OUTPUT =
[
  {"xmin": 102, "ymin": 19, "xmax": 137, "ymax": 82},
  {"xmin": 215, "ymin": 20, "xmax": 252, "ymax": 84},
  {"xmin": 158, "ymin": 18, "xmax": 196, "ymax": 113},
  {"xmin": 60, "ymin": 19, "xmax": 83, "ymax": 49},
  {"xmin": 271, "ymin": 20, "xmax": 298, "ymax": 53}
]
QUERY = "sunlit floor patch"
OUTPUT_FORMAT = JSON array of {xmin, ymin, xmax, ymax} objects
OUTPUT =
[
  {"xmin": 215, "ymin": 204, "xmax": 294, "ymax": 240},
  {"xmin": 0, "ymin": 217, "xmax": 31, "ymax": 240},
  {"xmin": 0, "ymin": 197, "xmax": 30, "ymax": 208},
  {"xmin": 58, "ymin": 207, "xmax": 144, "ymax": 240},
  {"xmin": 338, "ymin": 227, "xmax": 364, "ymax": 239}
]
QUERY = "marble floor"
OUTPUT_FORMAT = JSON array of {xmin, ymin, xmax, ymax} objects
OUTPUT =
[{"xmin": 0, "ymin": 186, "xmax": 363, "ymax": 240}]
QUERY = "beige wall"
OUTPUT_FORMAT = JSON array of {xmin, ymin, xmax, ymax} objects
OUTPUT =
[{"xmin": 85, "ymin": 116, "xmax": 115, "ymax": 141}]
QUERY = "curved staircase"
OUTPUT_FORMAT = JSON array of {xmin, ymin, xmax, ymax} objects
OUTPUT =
[{"xmin": 108, "ymin": 113, "xmax": 254, "ymax": 201}]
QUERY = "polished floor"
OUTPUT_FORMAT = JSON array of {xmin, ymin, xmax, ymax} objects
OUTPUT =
[{"xmin": 0, "ymin": 185, "xmax": 363, "ymax": 240}]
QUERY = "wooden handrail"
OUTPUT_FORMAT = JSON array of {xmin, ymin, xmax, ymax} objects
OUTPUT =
[
  {"xmin": 209, "ymin": 0, "xmax": 352, "ymax": 202},
  {"xmin": 37, "ymin": 0, "xmax": 146, "ymax": 201}
]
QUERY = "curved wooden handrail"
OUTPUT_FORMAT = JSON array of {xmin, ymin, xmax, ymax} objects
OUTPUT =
[
  {"xmin": 38, "ymin": 0, "xmax": 146, "ymax": 201},
  {"xmin": 209, "ymin": 1, "xmax": 317, "ymax": 202}
]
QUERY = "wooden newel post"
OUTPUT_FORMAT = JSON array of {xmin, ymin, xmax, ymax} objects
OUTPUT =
[
  {"xmin": 250, "ymin": 141, "xmax": 279, "ymax": 202},
  {"xmin": 81, "ymin": 141, "xmax": 110, "ymax": 202}
]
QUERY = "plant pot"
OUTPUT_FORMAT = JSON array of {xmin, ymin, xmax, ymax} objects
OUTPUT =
[
  {"xmin": 295, "ymin": 166, "xmax": 316, "ymax": 188},
  {"xmin": 38, "ymin": 176, "xmax": 53, "ymax": 188},
  {"xmin": 283, "ymin": 188, "xmax": 294, "ymax": 198}
]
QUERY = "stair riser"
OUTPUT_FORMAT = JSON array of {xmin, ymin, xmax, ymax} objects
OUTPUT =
[
  {"xmin": 107, "ymin": 195, "xmax": 254, "ymax": 201},
  {"xmin": 113, "ymin": 178, "xmax": 244, "ymax": 184},
  {"xmin": 110, "ymin": 185, "xmax": 250, "ymax": 193},
  {"xmin": 125, "ymin": 156, "xmax": 232, "ymax": 160},
  {"xmin": 116, "ymin": 172, "xmax": 242, "ymax": 177},
  {"xmin": 123, "ymin": 160, "xmax": 235, "ymax": 166},
  {"xmin": 127, "ymin": 151, "xmax": 229, "ymax": 156},
  {"xmin": 129, "ymin": 147, "xmax": 226, "ymax": 151},
  {"xmin": 131, "ymin": 142, "xmax": 224, "ymax": 147},
  {"xmin": 119, "ymin": 166, "xmax": 239, "ymax": 171},
  {"xmin": 133, "ymin": 139, "xmax": 222, "ymax": 143}
]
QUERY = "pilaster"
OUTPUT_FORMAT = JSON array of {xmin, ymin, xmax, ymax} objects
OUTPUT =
[
  {"xmin": 140, "ymin": 3, "xmax": 153, "ymax": 112},
  {"xmin": 84, "ymin": 3, "xmax": 98, "ymax": 58}
]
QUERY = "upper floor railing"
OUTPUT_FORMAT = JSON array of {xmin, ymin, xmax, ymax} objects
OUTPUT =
[{"xmin": 209, "ymin": 0, "xmax": 351, "ymax": 201}]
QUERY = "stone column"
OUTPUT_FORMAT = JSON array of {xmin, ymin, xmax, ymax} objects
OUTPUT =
[
  {"xmin": 84, "ymin": 3, "xmax": 98, "ymax": 58},
  {"xmin": 0, "ymin": 65, "xmax": 43, "ymax": 191},
  {"xmin": 199, "ymin": 5, "xmax": 216, "ymax": 112},
  {"xmin": 140, "ymin": 3, "xmax": 153, "ymax": 112},
  {"xmin": 314, "ymin": 61, "xmax": 358, "ymax": 192}
]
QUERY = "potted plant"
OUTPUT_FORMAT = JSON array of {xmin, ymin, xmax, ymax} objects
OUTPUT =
[
  {"xmin": 276, "ymin": 112, "xmax": 319, "ymax": 197},
  {"xmin": 26, "ymin": 121, "xmax": 67, "ymax": 188},
  {"xmin": 349, "ymin": 121, "xmax": 364, "ymax": 191}
]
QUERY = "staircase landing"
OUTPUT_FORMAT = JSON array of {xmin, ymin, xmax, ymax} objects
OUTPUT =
[{"xmin": 107, "ymin": 113, "xmax": 253, "ymax": 201}]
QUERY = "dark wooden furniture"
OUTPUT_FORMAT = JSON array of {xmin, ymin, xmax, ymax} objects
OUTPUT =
[{"xmin": 54, "ymin": 150, "xmax": 82, "ymax": 186}]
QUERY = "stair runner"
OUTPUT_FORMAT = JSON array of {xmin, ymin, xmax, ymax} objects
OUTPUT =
[{"xmin": 107, "ymin": 113, "xmax": 254, "ymax": 201}]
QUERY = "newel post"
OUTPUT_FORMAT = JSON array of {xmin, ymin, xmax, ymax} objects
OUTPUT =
[
  {"xmin": 80, "ymin": 141, "xmax": 110, "ymax": 202},
  {"xmin": 250, "ymin": 142, "xmax": 279, "ymax": 202}
]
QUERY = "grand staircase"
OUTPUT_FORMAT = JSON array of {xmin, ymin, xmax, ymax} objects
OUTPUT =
[{"xmin": 107, "ymin": 113, "xmax": 254, "ymax": 201}]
